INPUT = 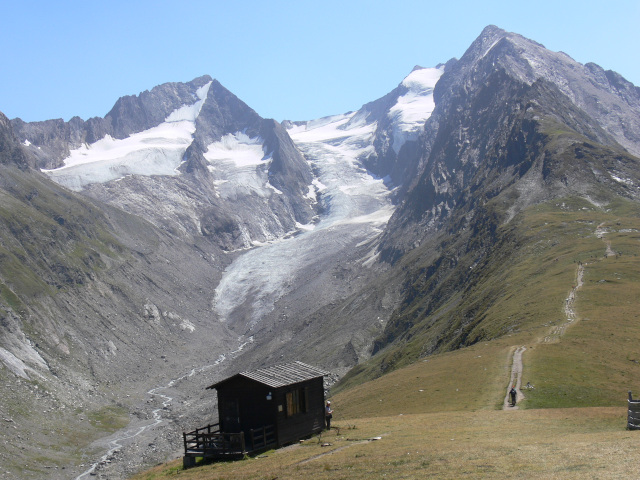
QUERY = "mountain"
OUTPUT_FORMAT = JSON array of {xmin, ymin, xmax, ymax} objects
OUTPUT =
[
  {"xmin": 12, "ymin": 76, "xmax": 317, "ymax": 251},
  {"xmin": 1, "ymin": 24, "xmax": 640, "ymax": 480},
  {"xmin": 338, "ymin": 25, "xmax": 640, "ymax": 386}
]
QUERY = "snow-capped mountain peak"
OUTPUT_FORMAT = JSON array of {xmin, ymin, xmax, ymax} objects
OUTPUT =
[
  {"xmin": 388, "ymin": 65, "xmax": 444, "ymax": 153},
  {"xmin": 42, "ymin": 82, "xmax": 214, "ymax": 191}
]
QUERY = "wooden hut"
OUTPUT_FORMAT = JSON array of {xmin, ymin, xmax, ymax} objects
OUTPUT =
[{"xmin": 183, "ymin": 361, "xmax": 327, "ymax": 466}]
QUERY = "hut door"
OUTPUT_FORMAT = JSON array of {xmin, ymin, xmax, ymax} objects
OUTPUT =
[{"xmin": 220, "ymin": 398, "xmax": 241, "ymax": 432}]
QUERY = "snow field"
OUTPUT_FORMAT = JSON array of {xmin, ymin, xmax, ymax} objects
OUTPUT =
[
  {"xmin": 43, "ymin": 82, "xmax": 212, "ymax": 191},
  {"xmin": 204, "ymin": 132, "xmax": 278, "ymax": 199},
  {"xmin": 388, "ymin": 66, "xmax": 444, "ymax": 153}
]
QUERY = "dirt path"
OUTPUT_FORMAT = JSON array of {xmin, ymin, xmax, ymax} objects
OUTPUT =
[
  {"xmin": 296, "ymin": 434, "xmax": 387, "ymax": 465},
  {"xmin": 595, "ymin": 222, "xmax": 617, "ymax": 258},
  {"xmin": 503, "ymin": 346, "xmax": 526, "ymax": 409},
  {"xmin": 543, "ymin": 262, "xmax": 584, "ymax": 343},
  {"xmin": 503, "ymin": 222, "xmax": 614, "ymax": 409}
]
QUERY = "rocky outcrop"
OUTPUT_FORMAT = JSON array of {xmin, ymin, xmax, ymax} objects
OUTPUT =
[
  {"xmin": 10, "ymin": 76, "xmax": 213, "ymax": 169},
  {"xmin": 0, "ymin": 112, "xmax": 29, "ymax": 169}
]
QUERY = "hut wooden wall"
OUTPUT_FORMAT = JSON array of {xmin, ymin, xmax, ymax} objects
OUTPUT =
[
  {"xmin": 274, "ymin": 377, "xmax": 325, "ymax": 446},
  {"xmin": 217, "ymin": 377, "xmax": 274, "ymax": 435}
]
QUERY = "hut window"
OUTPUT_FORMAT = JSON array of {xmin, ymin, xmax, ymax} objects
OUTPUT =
[{"xmin": 286, "ymin": 388, "xmax": 307, "ymax": 416}]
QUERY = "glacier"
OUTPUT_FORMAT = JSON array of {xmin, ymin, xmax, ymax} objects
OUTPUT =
[
  {"xmin": 204, "ymin": 132, "xmax": 279, "ymax": 199},
  {"xmin": 213, "ymin": 111, "xmax": 393, "ymax": 329}
]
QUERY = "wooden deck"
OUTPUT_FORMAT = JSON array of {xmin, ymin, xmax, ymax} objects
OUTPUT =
[{"xmin": 183, "ymin": 423, "xmax": 277, "ymax": 467}]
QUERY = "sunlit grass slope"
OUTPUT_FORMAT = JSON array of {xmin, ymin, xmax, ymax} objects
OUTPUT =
[
  {"xmin": 338, "ymin": 196, "xmax": 640, "ymax": 395},
  {"xmin": 132, "ymin": 407, "xmax": 637, "ymax": 479},
  {"xmin": 524, "ymin": 203, "xmax": 640, "ymax": 408}
]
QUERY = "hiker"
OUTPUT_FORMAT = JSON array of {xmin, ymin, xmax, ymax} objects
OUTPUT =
[
  {"xmin": 509, "ymin": 386, "xmax": 517, "ymax": 406},
  {"xmin": 325, "ymin": 401, "xmax": 333, "ymax": 430}
]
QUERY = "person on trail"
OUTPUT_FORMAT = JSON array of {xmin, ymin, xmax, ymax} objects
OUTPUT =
[
  {"xmin": 325, "ymin": 401, "xmax": 333, "ymax": 430},
  {"xmin": 509, "ymin": 386, "xmax": 517, "ymax": 406}
]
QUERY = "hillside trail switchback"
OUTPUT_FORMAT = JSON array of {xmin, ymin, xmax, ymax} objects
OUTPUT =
[{"xmin": 503, "ymin": 222, "xmax": 615, "ymax": 410}]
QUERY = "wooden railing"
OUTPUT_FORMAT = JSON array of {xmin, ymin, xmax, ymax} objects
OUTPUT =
[
  {"xmin": 628, "ymin": 392, "xmax": 640, "ymax": 430},
  {"xmin": 248, "ymin": 424, "xmax": 276, "ymax": 451},
  {"xmin": 183, "ymin": 423, "xmax": 276, "ymax": 457},
  {"xmin": 183, "ymin": 423, "xmax": 245, "ymax": 456}
]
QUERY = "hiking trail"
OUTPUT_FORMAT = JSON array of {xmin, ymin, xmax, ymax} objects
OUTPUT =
[{"xmin": 503, "ymin": 222, "xmax": 615, "ymax": 409}]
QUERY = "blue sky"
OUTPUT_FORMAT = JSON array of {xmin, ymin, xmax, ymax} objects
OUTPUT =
[{"xmin": 1, "ymin": 0, "xmax": 638, "ymax": 123}]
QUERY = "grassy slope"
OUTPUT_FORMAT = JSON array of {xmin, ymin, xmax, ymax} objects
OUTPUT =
[
  {"xmin": 0, "ymin": 165, "xmax": 135, "ymax": 474},
  {"xmin": 525, "ymin": 201, "xmax": 640, "ymax": 408},
  {"xmin": 0, "ymin": 165, "xmax": 125, "ymax": 307},
  {"xmin": 134, "ymin": 408, "xmax": 636, "ymax": 479},
  {"xmin": 130, "ymin": 197, "xmax": 640, "ymax": 479},
  {"xmin": 337, "ymin": 195, "xmax": 639, "ymax": 392}
]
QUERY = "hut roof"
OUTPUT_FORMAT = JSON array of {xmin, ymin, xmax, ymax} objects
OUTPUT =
[{"xmin": 207, "ymin": 361, "xmax": 328, "ymax": 390}]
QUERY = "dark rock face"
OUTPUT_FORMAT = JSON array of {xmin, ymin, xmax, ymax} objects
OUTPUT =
[
  {"xmin": 105, "ymin": 75, "xmax": 212, "ymax": 139},
  {"xmin": 0, "ymin": 112, "xmax": 29, "ymax": 168},
  {"xmin": 380, "ymin": 26, "xmax": 640, "ymax": 260},
  {"xmin": 435, "ymin": 26, "xmax": 640, "ymax": 157},
  {"xmin": 190, "ymin": 79, "xmax": 262, "ymax": 150},
  {"xmin": 260, "ymin": 118, "xmax": 315, "ymax": 223}
]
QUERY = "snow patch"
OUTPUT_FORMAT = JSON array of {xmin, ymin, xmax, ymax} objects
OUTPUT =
[
  {"xmin": 481, "ymin": 38, "xmax": 502, "ymax": 59},
  {"xmin": 611, "ymin": 174, "xmax": 633, "ymax": 185},
  {"xmin": 0, "ymin": 342, "xmax": 48, "ymax": 380},
  {"xmin": 165, "ymin": 81, "xmax": 211, "ymax": 122},
  {"xmin": 296, "ymin": 221, "xmax": 316, "ymax": 231},
  {"xmin": 204, "ymin": 132, "xmax": 266, "ymax": 167},
  {"xmin": 388, "ymin": 66, "xmax": 444, "ymax": 154},
  {"xmin": 179, "ymin": 319, "xmax": 196, "ymax": 332},
  {"xmin": 204, "ymin": 132, "xmax": 279, "ymax": 199},
  {"xmin": 313, "ymin": 178, "xmax": 328, "ymax": 192},
  {"xmin": 0, "ymin": 347, "xmax": 31, "ymax": 379},
  {"xmin": 43, "ymin": 81, "xmax": 213, "ymax": 191}
]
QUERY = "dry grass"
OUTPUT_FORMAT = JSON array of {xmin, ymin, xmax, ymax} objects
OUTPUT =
[
  {"xmin": 132, "ymin": 408, "xmax": 638, "ymax": 479},
  {"xmin": 333, "ymin": 340, "xmax": 516, "ymax": 416},
  {"xmin": 524, "ymin": 218, "xmax": 640, "ymax": 408}
]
